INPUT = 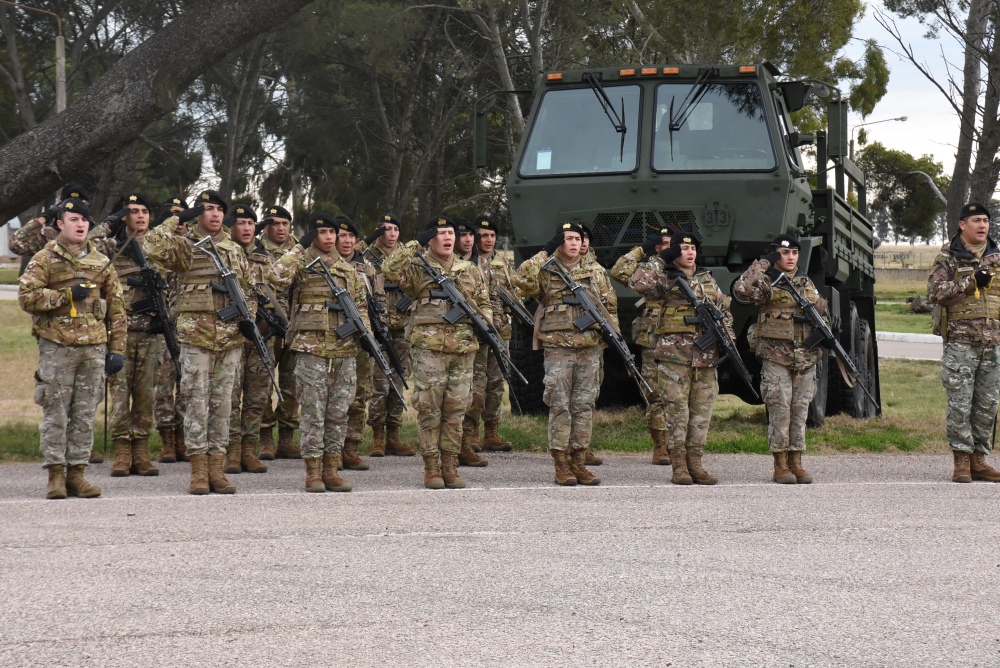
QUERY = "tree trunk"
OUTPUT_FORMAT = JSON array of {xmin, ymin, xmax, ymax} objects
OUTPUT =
[
  {"xmin": 0, "ymin": 0, "xmax": 313, "ymax": 222},
  {"xmin": 969, "ymin": 18, "xmax": 1000, "ymax": 210}
]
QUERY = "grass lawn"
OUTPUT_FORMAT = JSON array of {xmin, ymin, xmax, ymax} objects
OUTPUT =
[
  {"xmin": 0, "ymin": 268, "xmax": 18, "ymax": 285},
  {"xmin": 875, "ymin": 303, "xmax": 933, "ymax": 335}
]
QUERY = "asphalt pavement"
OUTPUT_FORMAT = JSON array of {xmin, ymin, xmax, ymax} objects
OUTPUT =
[{"xmin": 2, "ymin": 452, "xmax": 998, "ymax": 667}]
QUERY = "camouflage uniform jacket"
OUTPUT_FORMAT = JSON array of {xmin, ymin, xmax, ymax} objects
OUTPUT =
[
  {"xmin": 18, "ymin": 238, "xmax": 127, "ymax": 355},
  {"xmin": 629, "ymin": 257, "xmax": 732, "ymax": 366},
  {"xmin": 357, "ymin": 240, "xmax": 411, "ymax": 330},
  {"xmin": 88, "ymin": 222, "xmax": 168, "ymax": 332},
  {"xmin": 927, "ymin": 235, "xmax": 1000, "ymax": 347},
  {"xmin": 241, "ymin": 240, "xmax": 285, "ymax": 322},
  {"xmin": 479, "ymin": 249, "xmax": 517, "ymax": 340},
  {"xmin": 269, "ymin": 245, "xmax": 371, "ymax": 359},
  {"xmin": 144, "ymin": 216, "xmax": 257, "ymax": 352},
  {"xmin": 732, "ymin": 259, "xmax": 828, "ymax": 371},
  {"xmin": 383, "ymin": 240, "xmax": 493, "ymax": 354},
  {"xmin": 516, "ymin": 250, "xmax": 619, "ymax": 349},
  {"xmin": 256, "ymin": 235, "xmax": 297, "ymax": 313},
  {"xmin": 9, "ymin": 216, "xmax": 58, "ymax": 257},
  {"xmin": 612, "ymin": 245, "xmax": 661, "ymax": 348}
]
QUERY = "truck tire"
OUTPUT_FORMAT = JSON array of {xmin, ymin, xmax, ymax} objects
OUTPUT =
[
  {"xmin": 855, "ymin": 318, "xmax": 877, "ymax": 418},
  {"xmin": 806, "ymin": 348, "xmax": 829, "ymax": 428},
  {"xmin": 508, "ymin": 321, "xmax": 545, "ymax": 415}
]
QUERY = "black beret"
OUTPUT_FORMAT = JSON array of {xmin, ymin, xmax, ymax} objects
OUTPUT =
[
  {"xmin": 333, "ymin": 214, "xmax": 359, "ymax": 237},
  {"xmin": 379, "ymin": 212, "xmax": 400, "ymax": 228},
  {"xmin": 310, "ymin": 212, "xmax": 337, "ymax": 229},
  {"xmin": 262, "ymin": 205, "xmax": 292, "ymax": 222},
  {"xmin": 473, "ymin": 215, "xmax": 495, "ymax": 231},
  {"xmin": 671, "ymin": 230, "xmax": 701, "ymax": 250},
  {"xmin": 122, "ymin": 193, "xmax": 154, "ymax": 211},
  {"xmin": 196, "ymin": 189, "xmax": 228, "ymax": 214},
  {"xmin": 558, "ymin": 221, "xmax": 585, "ymax": 237},
  {"xmin": 770, "ymin": 233, "xmax": 801, "ymax": 250},
  {"xmin": 659, "ymin": 227, "xmax": 672, "ymax": 236},
  {"xmin": 960, "ymin": 202, "xmax": 991, "ymax": 220},
  {"xmin": 59, "ymin": 197, "xmax": 91, "ymax": 219},
  {"xmin": 166, "ymin": 196, "xmax": 188, "ymax": 209},
  {"xmin": 60, "ymin": 184, "xmax": 92, "ymax": 203},
  {"xmin": 453, "ymin": 217, "xmax": 474, "ymax": 234},
  {"xmin": 224, "ymin": 203, "xmax": 257, "ymax": 228},
  {"xmin": 425, "ymin": 215, "xmax": 455, "ymax": 231},
  {"xmin": 578, "ymin": 222, "xmax": 593, "ymax": 239}
]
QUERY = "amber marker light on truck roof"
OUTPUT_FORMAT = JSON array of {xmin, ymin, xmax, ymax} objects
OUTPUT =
[
  {"xmin": 619, "ymin": 68, "xmax": 636, "ymax": 77},
  {"xmin": 739, "ymin": 66, "xmax": 756, "ymax": 74},
  {"xmin": 546, "ymin": 72, "xmax": 563, "ymax": 81},
  {"xmin": 662, "ymin": 67, "xmax": 680, "ymax": 75},
  {"xmin": 641, "ymin": 67, "xmax": 658, "ymax": 75}
]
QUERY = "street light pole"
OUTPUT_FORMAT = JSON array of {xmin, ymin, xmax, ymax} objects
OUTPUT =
[
  {"xmin": 848, "ymin": 115, "xmax": 907, "ymax": 198},
  {"xmin": 0, "ymin": 1, "xmax": 65, "ymax": 113}
]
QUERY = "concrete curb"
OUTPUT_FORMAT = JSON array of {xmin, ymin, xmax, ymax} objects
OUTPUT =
[{"xmin": 876, "ymin": 331, "xmax": 942, "ymax": 344}]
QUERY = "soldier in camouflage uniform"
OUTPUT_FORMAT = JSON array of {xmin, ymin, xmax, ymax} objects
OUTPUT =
[
  {"xmin": 577, "ymin": 221, "xmax": 609, "ymax": 466},
  {"xmin": 256, "ymin": 205, "xmax": 300, "ymax": 460},
  {"xmin": 153, "ymin": 197, "xmax": 188, "ymax": 464},
  {"xmin": 927, "ymin": 202, "xmax": 1000, "ymax": 483},
  {"xmin": 224, "ymin": 204, "xmax": 271, "ymax": 475},
  {"xmin": 733, "ymin": 234, "xmax": 828, "ymax": 484},
  {"xmin": 630, "ymin": 231, "xmax": 730, "ymax": 485},
  {"xmin": 454, "ymin": 218, "xmax": 489, "ymax": 467},
  {"xmin": 19, "ymin": 198, "xmax": 127, "ymax": 499},
  {"xmin": 269, "ymin": 213, "xmax": 370, "ymax": 492},
  {"xmin": 9, "ymin": 184, "xmax": 93, "ymax": 270},
  {"xmin": 611, "ymin": 228, "xmax": 671, "ymax": 464},
  {"xmin": 359, "ymin": 214, "xmax": 416, "ymax": 457},
  {"xmin": 384, "ymin": 216, "xmax": 494, "ymax": 489},
  {"xmin": 145, "ymin": 190, "xmax": 257, "ymax": 495},
  {"xmin": 517, "ymin": 222, "xmax": 617, "ymax": 486}
]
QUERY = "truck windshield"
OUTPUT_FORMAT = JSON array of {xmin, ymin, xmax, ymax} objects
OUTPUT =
[
  {"xmin": 653, "ymin": 82, "xmax": 775, "ymax": 172},
  {"xmin": 517, "ymin": 85, "xmax": 641, "ymax": 177}
]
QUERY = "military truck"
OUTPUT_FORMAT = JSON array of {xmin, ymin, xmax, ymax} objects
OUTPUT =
[{"xmin": 476, "ymin": 62, "xmax": 880, "ymax": 424}]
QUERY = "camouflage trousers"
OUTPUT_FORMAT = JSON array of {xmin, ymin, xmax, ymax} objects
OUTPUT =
[
  {"xmin": 294, "ymin": 352, "xmax": 356, "ymax": 458},
  {"xmin": 641, "ymin": 348, "xmax": 666, "ymax": 431},
  {"xmin": 941, "ymin": 340, "xmax": 1000, "ymax": 454},
  {"xmin": 35, "ymin": 339, "xmax": 106, "ymax": 468},
  {"xmin": 760, "ymin": 359, "xmax": 816, "ymax": 453},
  {"xmin": 109, "ymin": 331, "xmax": 162, "ymax": 442},
  {"xmin": 412, "ymin": 347, "xmax": 475, "ymax": 455},
  {"xmin": 463, "ymin": 342, "xmax": 506, "ymax": 435},
  {"xmin": 230, "ymin": 337, "xmax": 276, "ymax": 446},
  {"xmin": 659, "ymin": 361, "xmax": 718, "ymax": 452},
  {"xmin": 543, "ymin": 345, "xmax": 601, "ymax": 452},
  {"xmin": 262, "ymin": 335, "xmax": 299, "ymax": 430},
  {"xmin": 179, "ymin": 344, "xmax": 241, "ymax": 457},
  {"xmin": 154, "ymin": 341, "xmax": 184, "ymax": 429},
  {"xmin": 347, "ymin": 350, "xmax": 374, "ymax": 442},
  {"xmin": 367, "ymin": 327, "xmax": 410, "ymax": 428}
]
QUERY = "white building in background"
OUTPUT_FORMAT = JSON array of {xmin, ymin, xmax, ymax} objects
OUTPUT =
[{"xmin": 1, "ymin": 218, "xmax": 22, "ymax": 262}]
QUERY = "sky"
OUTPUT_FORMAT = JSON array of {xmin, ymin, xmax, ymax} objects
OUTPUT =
[{"xmin": 845, "ymin": 2, "xmax": 964, "ymax": 175}]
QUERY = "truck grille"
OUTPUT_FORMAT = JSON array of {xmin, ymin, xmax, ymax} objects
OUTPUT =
[{"xmin": 589, "ymin": 210, "xmax": 698, "ymax": 248}]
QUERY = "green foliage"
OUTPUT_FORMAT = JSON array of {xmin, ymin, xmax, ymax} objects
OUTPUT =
[{"xmin": 856, "ymin": 142, "xmax": 949, "ymax": 240}]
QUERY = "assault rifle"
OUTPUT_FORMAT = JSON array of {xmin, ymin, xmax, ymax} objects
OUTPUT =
[
  {"xmin": 305, "ymin": 256, "xmax": 408, "ymax": 409},
  {"xmin": 771, "ymin": 272, "xmax": 881, "ymax": 414},
  {"xmin": 413, "ymin": 252, "xmax": 528, "ymax": 411},
  {"xmin": 496, "ymin": 283, "xmax": 534, "ymax": 328},
  {"xmin": 366, "ymin": 291, "xmax": 409, "ymax": 386},
  {"xmin": 253, "ymin": 288, "xmax": 288, "ymax": 342},
  {"xmin": 668, "ymin": 272, "xmax": 760, "ymax": 401},
  {"xmin": 122, "ymin": 236, "xmax": 181, "ymax": 376},
  {"xmin": 542, "ymin": 256, "xmax": 653, "ymax": 405},
  {"xmin": 193, "ymin": 235, "xmax": 283, "ymax": 402},
  {"xmin": 362, "ymin": 246, "xmax": 412, "ymax": 313}
]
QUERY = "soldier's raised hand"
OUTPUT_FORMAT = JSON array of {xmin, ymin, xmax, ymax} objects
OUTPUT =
[
  {"xmin": 416, "ymin": 227, "xmax": 438, "ymax": 246},
  {"xmin": 543, "ymin": 232, "xmax": 565, "ymax": 255},
  {"xmin": 658, "ymin": 244, "xmax": 680, "ymax": 264},
  {"xmin": 176, "ymin": 205, "xmax": 204, "ymax": 224},
  {"xmin": 975, "ymin": 268, "xmax": 993, "ymax": 288},
  {"xmin": 297, "ymin": 228, "xmax": 318, "ymax": 249},
  {"xmin": 365, "ymin": 226, "xmax": 387, "ymax": 245}
]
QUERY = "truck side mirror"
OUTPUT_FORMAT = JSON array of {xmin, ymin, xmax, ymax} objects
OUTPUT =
[{"xmin": 788, "ymin": 132, "xmax": 815, "ymax": 148}]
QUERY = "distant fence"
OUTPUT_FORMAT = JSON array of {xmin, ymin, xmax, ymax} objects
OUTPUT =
[{"xmin": 876, "ymin": 268, "xmax": 928, "ymax": 283}]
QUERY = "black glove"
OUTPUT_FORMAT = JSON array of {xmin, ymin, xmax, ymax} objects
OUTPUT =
[
  {"xmin": 176, "ymin": 205, "xmax": 204, "ymax": 224},
  {"xmin": 820, "ymin": 336, "xmax": 837, "ymax": 350},
  {"xmin": 762, "ymin": 251, "xmax": 781, "ymax": 266},
  {"xmin": 543, "ymin": 232, "xmax": 565, "ymax": 255},
  {"xmin": 105, "ymin": 353, "xmax": 125, "ymax": 376},
  {"xmin": 640, "ymin": 238, "xmax": 659, "ymax": 257},
  {"xmin": 365, "ymin": 226, "xmax": 387, "ymax": 245},
  {"xmin": 298, "ymin": 228, "xmax": 318, "ymax": 249},
  {"xmin": 416, "ymin": 227, "xmax": 439, "ymax": 246},
  {"xmin": 106, "ymin": 208, "xmax": 128, "ymax": 237},
  {"xmin": 238, "ymin": 320, "xmax": 258, "ymax": 340},
  {"xmin": 41, "ymin": 206, "xmax": 60, "ymax": 226},
  {"xmin": 70, "ymin": 282, "xmax": 91, "ymax": 301},
  {"xmin": 975, "ymin": 268, "xmax": 992, "ymax": 288},
  {"xmin": 658, "ymin": 245, "xmax": 679, "ymax": 264}
]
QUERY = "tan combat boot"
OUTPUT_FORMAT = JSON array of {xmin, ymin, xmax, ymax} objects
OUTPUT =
[
  {"xmin": 687, "ymin": 447, "xmax": 718, "ymax": 485},
  {"xmin": 188, "ymin": 453, "xmax": 209, "ymax": 495},
  {"xmin": 772, "ymin": 451, "xmax": 797, "ymax": 484},
  {"xmin": 953, "ymin": 450, "xmax": 972, "ymax": 483},
  {"xmin": 276, "ymin": 427, "xmax": 301, "ymax": 459},
  {"xmin": 224, "ymin": 434, "xmax": 242, "ymax": 474},
  {"xmin": 482, "ymin": 420, "xmax": 513, "ymax": 452},
  {"xmin": 668, "ymin": 449, "xmax": 693, "ymax": 485},
  {"xmin": 386, "ymin": 425, "xmax": 416, "ymax": 456},
  {"xmin": 584, "ymin": 448, "xmax": 603, "ymax": 466},
  {"xmin": 258, "ymin": 427, "xmax": 275, "ymax": 460},
  {"xmin": 459, "ymin": 432, "xmax": 487, "ymax": 467},
  {"xmin": 342, "ymin": 438, "xmax": 370, "ymax": 471},
  {"xmin": 110, "ymin": 438, "xmax": 131, "ymax": 477},
  {"xmin": 422, "ymin": 453, "xmax": 444, "ymax": 489},
  {"xmin": 304, "ymin": 457, "xmax": 325, "ymax": 493},
  {"xmin": 651, "ymin": 430, "xmax": 670, "ymax": 465},
  {"xmin": 970, "ymin": 451, "xmax": 1000, "ymax": 482},
  {"xmin": 241, "ymin": 436, "xmax": 268, "ymax": 473},
  {"xmin": 208, "ymin": 454, "xmax": 236, "ymax": 494},
  {"xmin": 66, "ymin": 465, "xmax": 101, "ymax": 498},
  {"xmin": 158, "ymin": 427, "xmax": 176, "ymax": 463},
  {"xmin": 175, "ymin": 425, "xmax": 188, "ymax": 462},
  {"xmin": 322, "ymin": 453, "xmax": 352, "ymax": 492},
  {"xmin": 89, "ymin": 448, "xmax": 104, "ymax": 464},
  {"xmin": 46, "ymin": 465, "xmax": 67, "ymax": 500},
  {"xmin": 370, "ymin": 424, "xmax": 386, "ymax": 457},
  {"xmin": 787, "ymin": 450, "xmax": 812, "ymax": 484},
  {"xmin": 131, "ymin": 439, "xmax": 160, "ymax": 476},
  {"xmin": 441, "ymin": 451, "xmax": 467, "ymax": 489},
  {"xmin": 551, "ymin": 450, "xmax": 577, "ymax": 486},
  {"xmin": 569, "ymin": 449, "xmax": 601, "ymax": 486}
]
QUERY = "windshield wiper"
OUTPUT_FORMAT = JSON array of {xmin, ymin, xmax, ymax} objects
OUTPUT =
[
  {"xmin": 667, "ymin": 67, "xmax": 718, "ymax": 159},
  {"xmin": 583, "ymin": 72, "xmax": 627, "ymax": 162}
]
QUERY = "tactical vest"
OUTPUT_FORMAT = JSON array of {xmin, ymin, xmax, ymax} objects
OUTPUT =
[
  {"xmin": 654, "ymin": 273, "xmax": 718, "ymax": 335},
  {"xmin": 176, "ymin": 244, "xmax": 229, "ymax": 314},
  {"xmin": 537, "ymin": 264, "xmax": 600, "ymax": 334},
  {"xmin": 47, "ymin": 243, "xmax": 107, "ymax": 318},
  {"xmin": 948, "ymin": 265, "xmax": 1000, "ymax": 322},
  {"xmin": 291, "ymin": 249, "xmax": 348, "ymax": 332},
  {"xmin": 113, "ymin": 252, "xmax": 146, "ymax": 318},
  {"xmin": 755, "ymin": 275, "xmax": 819, "ymax": 342},
  {"xmin": 409, "ymin": 257, "xmax": 471, "ymax": 327}
]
